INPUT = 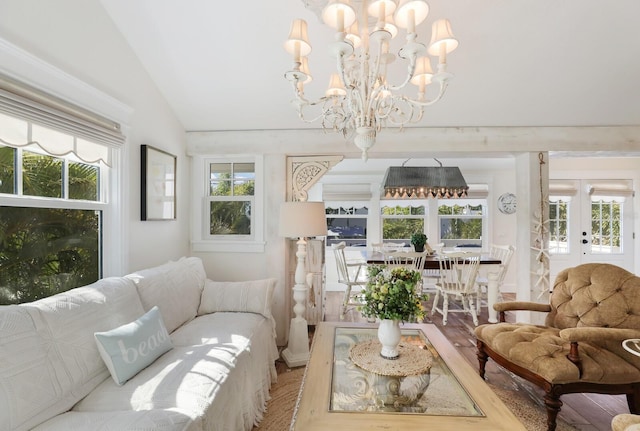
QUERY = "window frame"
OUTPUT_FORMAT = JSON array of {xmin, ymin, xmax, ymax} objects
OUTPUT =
[
  {"xmin": 380, "ymin": 201, "xmax": 427, "ymax": 243},
  {"xmin": 325, "ymin": 202, "xmax": 369, "ymax": 247},
  {"xmin": 191, "ymin": 155, "xmax": 265, "ymax": 253},
  {"xmin": 437, "ymin": 199, "xmax": 487, "ymax": 249},
  {"xmin": 0, "ymin": 136, "xmax": 114, "ymax": 302}
]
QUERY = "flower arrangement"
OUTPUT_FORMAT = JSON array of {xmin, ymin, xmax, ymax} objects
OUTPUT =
[{"xmin": 359, "ymin": 265, "xmax": 428, "ymax": 322}]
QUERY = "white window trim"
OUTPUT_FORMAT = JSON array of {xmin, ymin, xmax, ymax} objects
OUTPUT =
[{"xmin": 190, "ymin": 154, "xmax": 265, "ymax": 253}]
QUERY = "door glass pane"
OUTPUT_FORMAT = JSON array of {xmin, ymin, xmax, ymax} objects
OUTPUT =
[
  {"xmin": 549, "ymin": 200, "xmax": 569, "ymax": 254},
  {"xmin": 209, "ymin": 201, "xmax": 251, "ymax": 235},
  {"xmin": 591, "ymin": 199, "xmax": 622, "ymax": 253},
  {"xmin": 0, "ymin": 207, "xmax": 101, "ymax": 304},
  {"xmin": 23, "ymin": 151, "xmax": 63, "ymax": 198}
]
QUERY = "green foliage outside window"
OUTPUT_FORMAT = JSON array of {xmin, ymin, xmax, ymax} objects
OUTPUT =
[
  {"xmin": 592, "ymin": 200, "xmax": 621, "ymax": 250},
  {"xmin": 0, "ymin": 207, "xmax": 100, "ymax": 304},
  {"xmin": 439, "ymin": 204, "xmax": 483, "ymax": 240},
  {"xmin": 381, "ymin": 205, "xmax": 425, "ymax": 241},
  {"xmin": 209, "ymin": 162, "xmax": 254, "ymax": 235},
  {"xmin": 0, "ymin": 150, "xmax": 101, "ymax": 305}
]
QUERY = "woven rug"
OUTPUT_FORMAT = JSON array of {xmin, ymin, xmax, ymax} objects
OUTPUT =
[{"xmin": 253, "ymin": 367, "xmax": 579, "ymax": 431}]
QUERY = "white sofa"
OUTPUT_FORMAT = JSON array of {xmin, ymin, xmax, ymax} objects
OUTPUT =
[{"xmin": 0, "ymin": 257, "xmax": 279, "ymax": 431}]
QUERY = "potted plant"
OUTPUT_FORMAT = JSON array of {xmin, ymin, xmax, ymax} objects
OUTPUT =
[
  {"xmin": 410, "ymin": 232, "xmax": 428, "ymax": 252},
  {"xmin": 359, "ymin": 265, "xmax": 428, "ymax": 359}
]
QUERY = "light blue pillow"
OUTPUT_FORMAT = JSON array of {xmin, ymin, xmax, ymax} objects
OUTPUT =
[{"xmin": 94, "ymin": 306, "xmax": 173, "ymax": 386}]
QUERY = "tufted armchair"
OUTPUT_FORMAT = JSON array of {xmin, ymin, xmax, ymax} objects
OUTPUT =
[{"xmin": 474, "ymin": 263, "xmax": 640, "ymax": 431}]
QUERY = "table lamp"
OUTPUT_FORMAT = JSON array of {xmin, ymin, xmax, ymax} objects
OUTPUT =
[{"xmin": 279, "ymin": 201, "xmax": 327, "ymax": 367}]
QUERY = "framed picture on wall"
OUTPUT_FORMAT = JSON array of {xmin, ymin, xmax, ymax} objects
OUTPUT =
[{"xmin": 141, "ymin": 145, "xmax": 176, "ymax": 220}]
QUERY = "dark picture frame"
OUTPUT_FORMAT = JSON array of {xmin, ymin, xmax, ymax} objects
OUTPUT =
[{"xmin": 141, "ymin": 145, "xmax": 176, "ymax": 220}]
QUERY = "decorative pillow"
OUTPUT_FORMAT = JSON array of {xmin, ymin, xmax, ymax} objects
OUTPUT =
[
  {"xmin": 198, "ymin": 278, "xmax": 276, "ymax": 320},
  {"xmin": 126, "ymin": 257, "xmax": 206, "ymax": 333},
  {"xmin": 94, "ymin": 306, "xmax": 173, "ymax": 386}
]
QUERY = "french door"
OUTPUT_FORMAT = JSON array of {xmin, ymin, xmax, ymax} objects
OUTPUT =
[{"xmin": 549, "ymin": 179, "xmax": 634, "ymax": 283}]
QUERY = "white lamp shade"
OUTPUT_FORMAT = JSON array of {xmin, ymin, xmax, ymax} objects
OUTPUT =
[
  {"xmin": 345, "ymin": 21, "xmax": 361, "ymax": 48},
  {"xmin": 410, "ymin": 56, "xmax": 433, "ymax": 85},
  {"xmin": 367, "ymin": 0, "xmax": 397, "ymax": 19},
  {"xmin": 428, "ymin": 19, "xmax": 459, "ymax": 56},
  {"xmin": 279, "ymin": 201, "xmax": 328, "ymax": 238},
  {"xmin": 285, "ymin": 19, "xmax": 312, "ymax": 57},
  {"xmin": 326, "ymin": 73, "xmax": 347, "ymax": 97},
  {"xmin": 322, "ymin": 0, "xmax": 356, "ymax": 31},
  {"xmin": 394, "ymin": 0, "xmax": 429, "ymax": 30},
  {"xmin": 300, "ymin": 57, "xmax": 313, "ymax": 83}
]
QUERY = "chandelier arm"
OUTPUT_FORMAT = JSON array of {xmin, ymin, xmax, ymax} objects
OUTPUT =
[
  {"xmin": 336, "ymin": 52, "xmax": 353, "ymax": 89},
  {"xmin": 404, "ymin": 79, "xmax": 450, "ymax": 107},
  {"xmin": 387, "ymin": 54, "xmax": 418, "ymax": 91},
  {"xmin": 384, "ymin": 100, "xmax": 422, "ymax": 126},
  {"xmin": 369, "ymin": 39, "xmax": 384, "ymax": 93},
  {"xmin": 290, "ymin": 78, "xmax": 350, "ymax": 111}
]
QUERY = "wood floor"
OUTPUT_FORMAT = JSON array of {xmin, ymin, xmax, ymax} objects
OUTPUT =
[{"xmin": 287, "ymin": 291, "xmax": 629, "ymax": 431}]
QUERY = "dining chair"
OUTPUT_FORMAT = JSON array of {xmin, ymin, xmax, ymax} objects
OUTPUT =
[
  {"xmin": 475, "ymin": 244, "xmax": 515, "ymax": 312},
  {"xmin": 383, "ymin": 250, "xmax": 428, "ymax": 295},
  {"xmin": 422, "ymin": 242, "xmax": 444, "ymax": 293},
  {"xmin": 332, "ymin": 242, "xmax": 368, "ymax": 320},
  {"xmin": 432, "ymin": 252, "xmax": 481, "ymax": 326},
  {"xmin": 383, "ymin": 250, "xmax": 428, "ymax": 271},
  {"xmin": 372, "ymin": 242, "xmax": 407, "ymax": 252}
]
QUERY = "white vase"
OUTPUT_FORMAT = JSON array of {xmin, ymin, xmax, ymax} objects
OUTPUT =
[{"xmin": 377, "ymin": 319, "xmax": 401, "ymax": 359}]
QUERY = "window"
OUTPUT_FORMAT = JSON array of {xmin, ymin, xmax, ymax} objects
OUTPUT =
[
  {"xmin": 381, "ymin": 203, "xmax": 426, "ymax": 243},
  {"xmin": 192, "ymin": 156, "xmax": 264, "ymax": 252},
  {"xmin": 0, "ymin": 114, "xmax": 110, "ymax": 305},
  {"xmin": 325, "ymin": 204, "xmax": 368, "ymax": 247},
  {"xmin": 208, "ymin": 162, "xmax": 255, "ymax": 236},
  {"xmin": 438, "ymin": 202, "xmax": 484, "ymax": 248},
  {"xmin": 591, "ymin": 199, "xmax": 622, "ymax": 253},
  {"xmin": 549, "ymin": 199, "xmax": 569, "ymax": 254}
]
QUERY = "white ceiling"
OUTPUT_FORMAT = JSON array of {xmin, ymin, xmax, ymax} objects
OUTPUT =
[{"xmin": 99, "ymin": 0, "xmax": 640, "ymax": 135}]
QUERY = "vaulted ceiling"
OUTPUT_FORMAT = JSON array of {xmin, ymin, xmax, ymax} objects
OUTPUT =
[{"xmin": 99, "ymin": 0, "xmax": 640, "ymax": 135}]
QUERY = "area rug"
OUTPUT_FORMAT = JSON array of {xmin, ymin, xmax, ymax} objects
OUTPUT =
[{"xmin": 253, "ymin": 367, "xmax": 578, "ymax": 431}]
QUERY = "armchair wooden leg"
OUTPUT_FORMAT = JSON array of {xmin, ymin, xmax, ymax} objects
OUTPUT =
[
  {"xmin": 627, "ymin": 384, "xmax": 640, "ymax": 414},
  {"xmin": 476, "ymin": 340, "xmax": 488, "ymax": 379},
  {"xmin": 543, "ymin": 389, "xmax": 562, "ymax": 431}
]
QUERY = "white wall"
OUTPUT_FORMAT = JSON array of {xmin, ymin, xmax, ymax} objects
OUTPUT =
[{"xmin": 0, "ymin": 0, "xmax": 190, "ymax": 273}]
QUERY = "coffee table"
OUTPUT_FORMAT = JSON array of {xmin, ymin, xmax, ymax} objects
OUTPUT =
[{"xmin": 291, "ymin": 322, "xmax": 526, "ymax": 430}]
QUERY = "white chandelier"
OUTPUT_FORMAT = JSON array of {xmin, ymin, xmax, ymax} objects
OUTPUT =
[{"xmin": 284, "ymin": 0, "xmax": 458, "ymax": 161}]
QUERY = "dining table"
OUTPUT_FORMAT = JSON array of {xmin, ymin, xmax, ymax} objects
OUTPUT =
[{"xmin": 363, "ymin": 250, "xmax": 504, "ymax": 323}]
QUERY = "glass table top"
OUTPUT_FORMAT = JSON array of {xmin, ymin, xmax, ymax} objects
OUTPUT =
[{"xmin": 330, "ymin": 326, "xmax": 484, "ymax": 417}]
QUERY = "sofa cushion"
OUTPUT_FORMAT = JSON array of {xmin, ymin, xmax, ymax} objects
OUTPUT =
[
  {"xmin": 126, "ymin": 257, "xmax": 206, "ymax": 333},
  {"xmin": 0, "ymin": 305, "xmax": 59, "ymax": 431},
  {"xmin": 30, "ymin": 409, "xmax": 192, "ymax": 431},
  {"xmin": 1, "ymin": 277, "xmax": 144, "ymax": 431},
  {"xmin": 75, "ymin": 312, "xmax": 279, "ymax": 430},
  {"xmin": 198, "ymin": 278, "xmax": 276, "ymax": 318},
  {"xmin": 95, "ymin": 306, "xmax": 173, "ymax": 386},
  {"xmin": 475, "ymin": 322, "xmax": 640, "ymax": 384}
]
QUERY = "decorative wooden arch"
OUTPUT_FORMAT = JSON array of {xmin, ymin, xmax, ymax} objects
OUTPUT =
[{"xmin": 286, "ymin": 155, "xmax": 343, "ymax": 202}]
